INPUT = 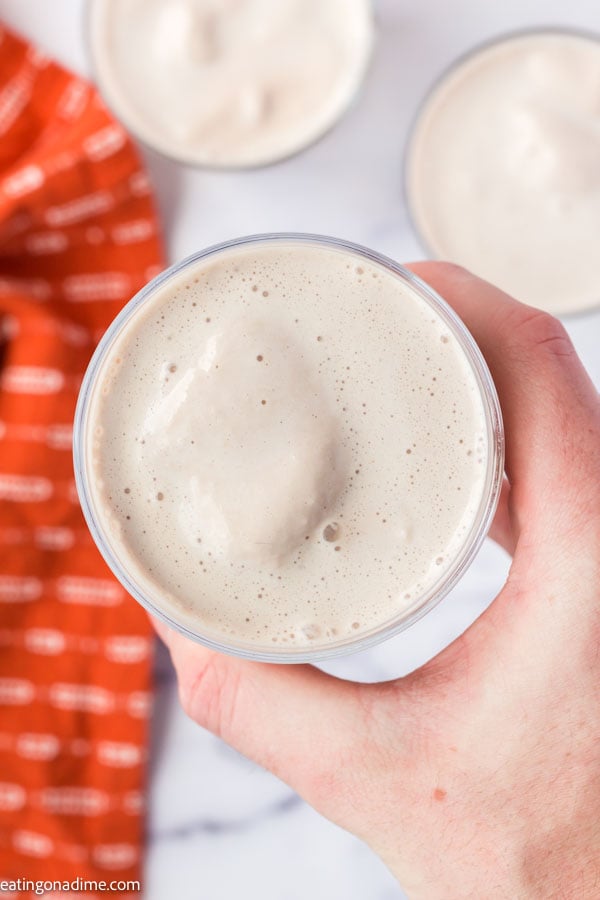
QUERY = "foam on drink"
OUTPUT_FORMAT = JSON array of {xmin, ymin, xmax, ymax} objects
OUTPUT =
[
  {"xmin": 86, "ymin": 240, "xmax": 492, "ymax": 652},
  {"xmin": 90, "ymin": 0, "xmax": 374, "ymax": 167},
  {"xmin": 406, "ymin": 31, "xmax": 600, "ymax": 316}
]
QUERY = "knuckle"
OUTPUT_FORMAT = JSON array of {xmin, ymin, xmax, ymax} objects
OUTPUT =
[
  {"xmin": 507, "ymin": 307, "xmax": 575, "ymax": 360},
  {"xmin": 434, "ymin": 260, "xmax": 474, "ymax": 281},
  {"xmin": 178, "ymin": 655, "xmax": 240, "ymax": 738}
]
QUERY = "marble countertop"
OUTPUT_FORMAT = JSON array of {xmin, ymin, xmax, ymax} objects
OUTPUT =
[{"xmin": 1, "ymin": 0, "xmax": 598, "ymax": 897}]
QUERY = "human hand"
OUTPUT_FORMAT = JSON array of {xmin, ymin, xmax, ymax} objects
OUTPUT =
[{"xmin": 153, "ymin": 264, "xmax": 600, "ymax": 899}]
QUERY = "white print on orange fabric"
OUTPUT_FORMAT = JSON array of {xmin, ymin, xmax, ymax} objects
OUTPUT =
[
  {"xmin": 25, "ymin": 231, "xmax": 69, "ymax": 255},
  {"xmin": 16, "ymin": 732, "xmax": 61, "ymax": 760},
  {"xmin": 0, "ymin": 527, "xmax": 29, "ymax": 545},
  {"xmin": 67, "ymin": 480, "xmax": 80, "ymax": 504},
  {"xmin": 123, "ymin": 791, "xmax": 145, "ymax": 815},
  {"xmin": 63, "ymin": 272, "xmax": 131, "ymax": 302},
  {"xmin": 129, "ymin": 170, "xmax": 151, "ymax": 196},
  {"xmin": 47, "ymin": 683, "xmax": 116, "ymax": 714},
  {"xmin": 0, "ymin": 629, "xmax": 59, "ymax": 653},
  {"xmin": 0, "ymin": 576, "xmax": 42, "ymax": 602},
  {"xmin": 0, "ymin": 474, "xmax": 53, "ymax": 502},
  {"xmin": 0, "ymin": 276, "xmax": 52, "ymax": 300},
  {"xmin": 126, "ymin": 692, "xmax": 152, "ymax": 719},
  {"xmin": 145, "ymin": 264, "xmax": 163, "ymax": 281},
  {"xmin": 0, "ymin": 68, "xmax": 33, "ymax": 135},
  {"xmin": 44, "ymin": 687, "xmax": 151, "ymax": 718},
  {"xmin": 46, "ymin": 424, "xmax": 74, "ymax": 450},
  {"xmin": 45, "ymin": 150, "xmax": 79, "ymax": 177},
  {"xmin": 112, "ymin": 219, "xmax": 155, "ymax": 245},
  {"xmin": 0, "ymin": 678, "xmax": 35, "ymax": 705},
  {"xmin": 1, "ymin": 365, "xmax": 65, "ymax": 394},
  {"xmin": 27, "ymin": 46, "xmax": 50, "ymax": 69},
  {"xmin": 58, "ymin": 322, "xmax": 90, "ymax": 345},
  {"xmin": 0, "ymin": 424, "xmax": 46, "ymax": 442},
  {"xmin": 93, "ymin": 843, "xmax": 138, "ymax": 870},
  {"xmin": 57, "ymin": 79, "xmax": 89, "ymax": 119},
  {"xmin": 45, "ymin": 191, "xmax": 113, "ymax": 227},
  {"xmin": 6, "ymin": 319, "xmax": 89, "ymax": 346},
  {"xmin": 84, "ymin": 124, "xmax": 127, "ymax": 162},
  {"xmin": 97, "ymin": 742, "xmax": 145, "ymax": 768},
  {"xmin": 24, "ymin": 629, "xmax": 67, "ymax": 655},
  {"xmin": 1, "ymin": 732, "xmax": 146, "ymax": 765},
  {"xmin": 0, "ymin": 629, "xmax": 150, "ymax": 661},
  {"xmin": 0, "ymin": 422, "xmax": 74, "ymax": 450},
  {"xmin": 104, "ymin": 636, "xmax": 151, "ymax": 664},
  {"xmin": 2, "ymin": 164, "xmax": 44, "ymax": 197},
  {"xmin": 56, "ymin": 576, "xmax": 124, "ymax": 607},
  {"xmin": 13, "ymin": 830, "xmax": 54, "ymax": 858},
  {"xmin": 35, "ymin": 526, "xmax": 76, "ymax": 551},
  {"xmin": 0, "ymin": 783, "xmax": 26, "ymax": 811},
  {"xmin": 38, "ymin": 786, "xmax": 111, "ymax": 816}
]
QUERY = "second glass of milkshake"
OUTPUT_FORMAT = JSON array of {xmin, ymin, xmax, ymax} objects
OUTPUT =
[{"xmin": 74, "ymin": 235, "xmax": 504, "ymax": 662}]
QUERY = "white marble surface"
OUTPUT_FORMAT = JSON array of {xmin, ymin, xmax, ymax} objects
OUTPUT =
[{"xmin": 2, "ymin": 1, "xmax": 599, "ymax": 897}]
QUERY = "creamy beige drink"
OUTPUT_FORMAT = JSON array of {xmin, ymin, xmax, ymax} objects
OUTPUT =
[
  {"xmin": 90, "ymin": 0, "xmax": 374, "ymax": 167},
  {"xmin": 77, "ymin": 237, "xmax": 501, "ymax": 659},
  {"xmin": 406, "ymin": 31, "xmax": 600, "ymax": 316}
]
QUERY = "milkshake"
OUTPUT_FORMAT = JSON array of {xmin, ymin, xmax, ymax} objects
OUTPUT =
[
  {"xmin": 89, "ymin": 0, "xmax": 374, "ymax": 167},
  {"xmin": 406, "ymin": 31, "xmax": 600, "ymax": 316},
  {"xmin": 74, "ymin": 236, "xmax": 503, "ymax": 661}
]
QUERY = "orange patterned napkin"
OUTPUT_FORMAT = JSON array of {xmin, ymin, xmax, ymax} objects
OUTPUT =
[{"xmin": 0, "ymin": 24, "xmax": 164, "ymax": 892}]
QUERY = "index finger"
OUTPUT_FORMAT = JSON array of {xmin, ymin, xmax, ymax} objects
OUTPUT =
[{"xmin": 407, "ymin": 263, "xmax": 600, "ymax": 531}]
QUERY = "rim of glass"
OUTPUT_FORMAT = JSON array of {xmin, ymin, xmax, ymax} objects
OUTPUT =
[
  {"xmin": 73, "ymin": 233, "xmax": 505, "ymax": 663},
  {"xmin": 86, "ymin": 0, "xmax": 376, "ymax": 172},
  {"xmin": 403, "ymin": 25, "xmax": 600, "ymax": 320}
]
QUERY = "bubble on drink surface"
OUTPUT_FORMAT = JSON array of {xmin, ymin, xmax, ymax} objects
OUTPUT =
[
  {"xmin": 322, "ymin": 522, "xmax": 339, "ymax": 542},
  {"xmin": 302, "ymin": 624, "xmax": 321, "ymax": 640}
]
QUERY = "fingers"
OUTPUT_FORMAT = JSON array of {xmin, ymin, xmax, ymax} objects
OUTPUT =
[
  {"xmin": 407, "ymin": 263, "xmax": 600, "ymax": 532},
  {"xmin": 152, "ymin": 616, "xmax": 367, "ymax": 795}
]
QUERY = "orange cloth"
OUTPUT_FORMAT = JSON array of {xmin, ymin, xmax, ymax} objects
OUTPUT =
[{"xmin": 0, "ymin": 26, "xmax": 164, "ymax": 890}]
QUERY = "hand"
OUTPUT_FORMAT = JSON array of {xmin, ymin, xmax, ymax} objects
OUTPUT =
[{"xmin": 153, "ymin": 264, "xmax": 600, "ymax": 899}]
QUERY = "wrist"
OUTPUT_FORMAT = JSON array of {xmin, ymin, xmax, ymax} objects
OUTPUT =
[{"xmin": 379, "ymin": 833, "xmax": 600, "ymax": 899}]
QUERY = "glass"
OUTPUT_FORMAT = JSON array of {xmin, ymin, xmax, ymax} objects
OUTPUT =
[
  {"xmin": 403, "ymin": 27, "xmax": 600, "ymax": 318},
  {"xmin": 73, "ymin": 233, "xmax": 504, "ymax": 662},
  {"xmin": 86, "ymin": 0, "xmax": 376, "ymax": 170}
]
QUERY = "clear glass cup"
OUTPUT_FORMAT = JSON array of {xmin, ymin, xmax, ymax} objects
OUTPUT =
[
  {"xmin": 87, "ymin": 0, "xmax": 376, "ymax": 170},
  {"xmin": 403, "ymin": 27, "xmax": 600, "ymax": 318},
  {"xmin": 73, "ymin": 233, "xmax": 504, "ymax": 663}
]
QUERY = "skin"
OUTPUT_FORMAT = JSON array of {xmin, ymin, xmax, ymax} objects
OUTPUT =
[{"xmin": 153, "ymin": 264, "xmax": 600, "ymax": 899}]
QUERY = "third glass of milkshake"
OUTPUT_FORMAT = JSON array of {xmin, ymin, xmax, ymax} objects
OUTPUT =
[
  {"xmin": 74, "ymin": 235, "xmax": 504, "ymax": 662},
  {"xmin": 89, "ymin": 0, "xmax": 374, "ymax": 168}
]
